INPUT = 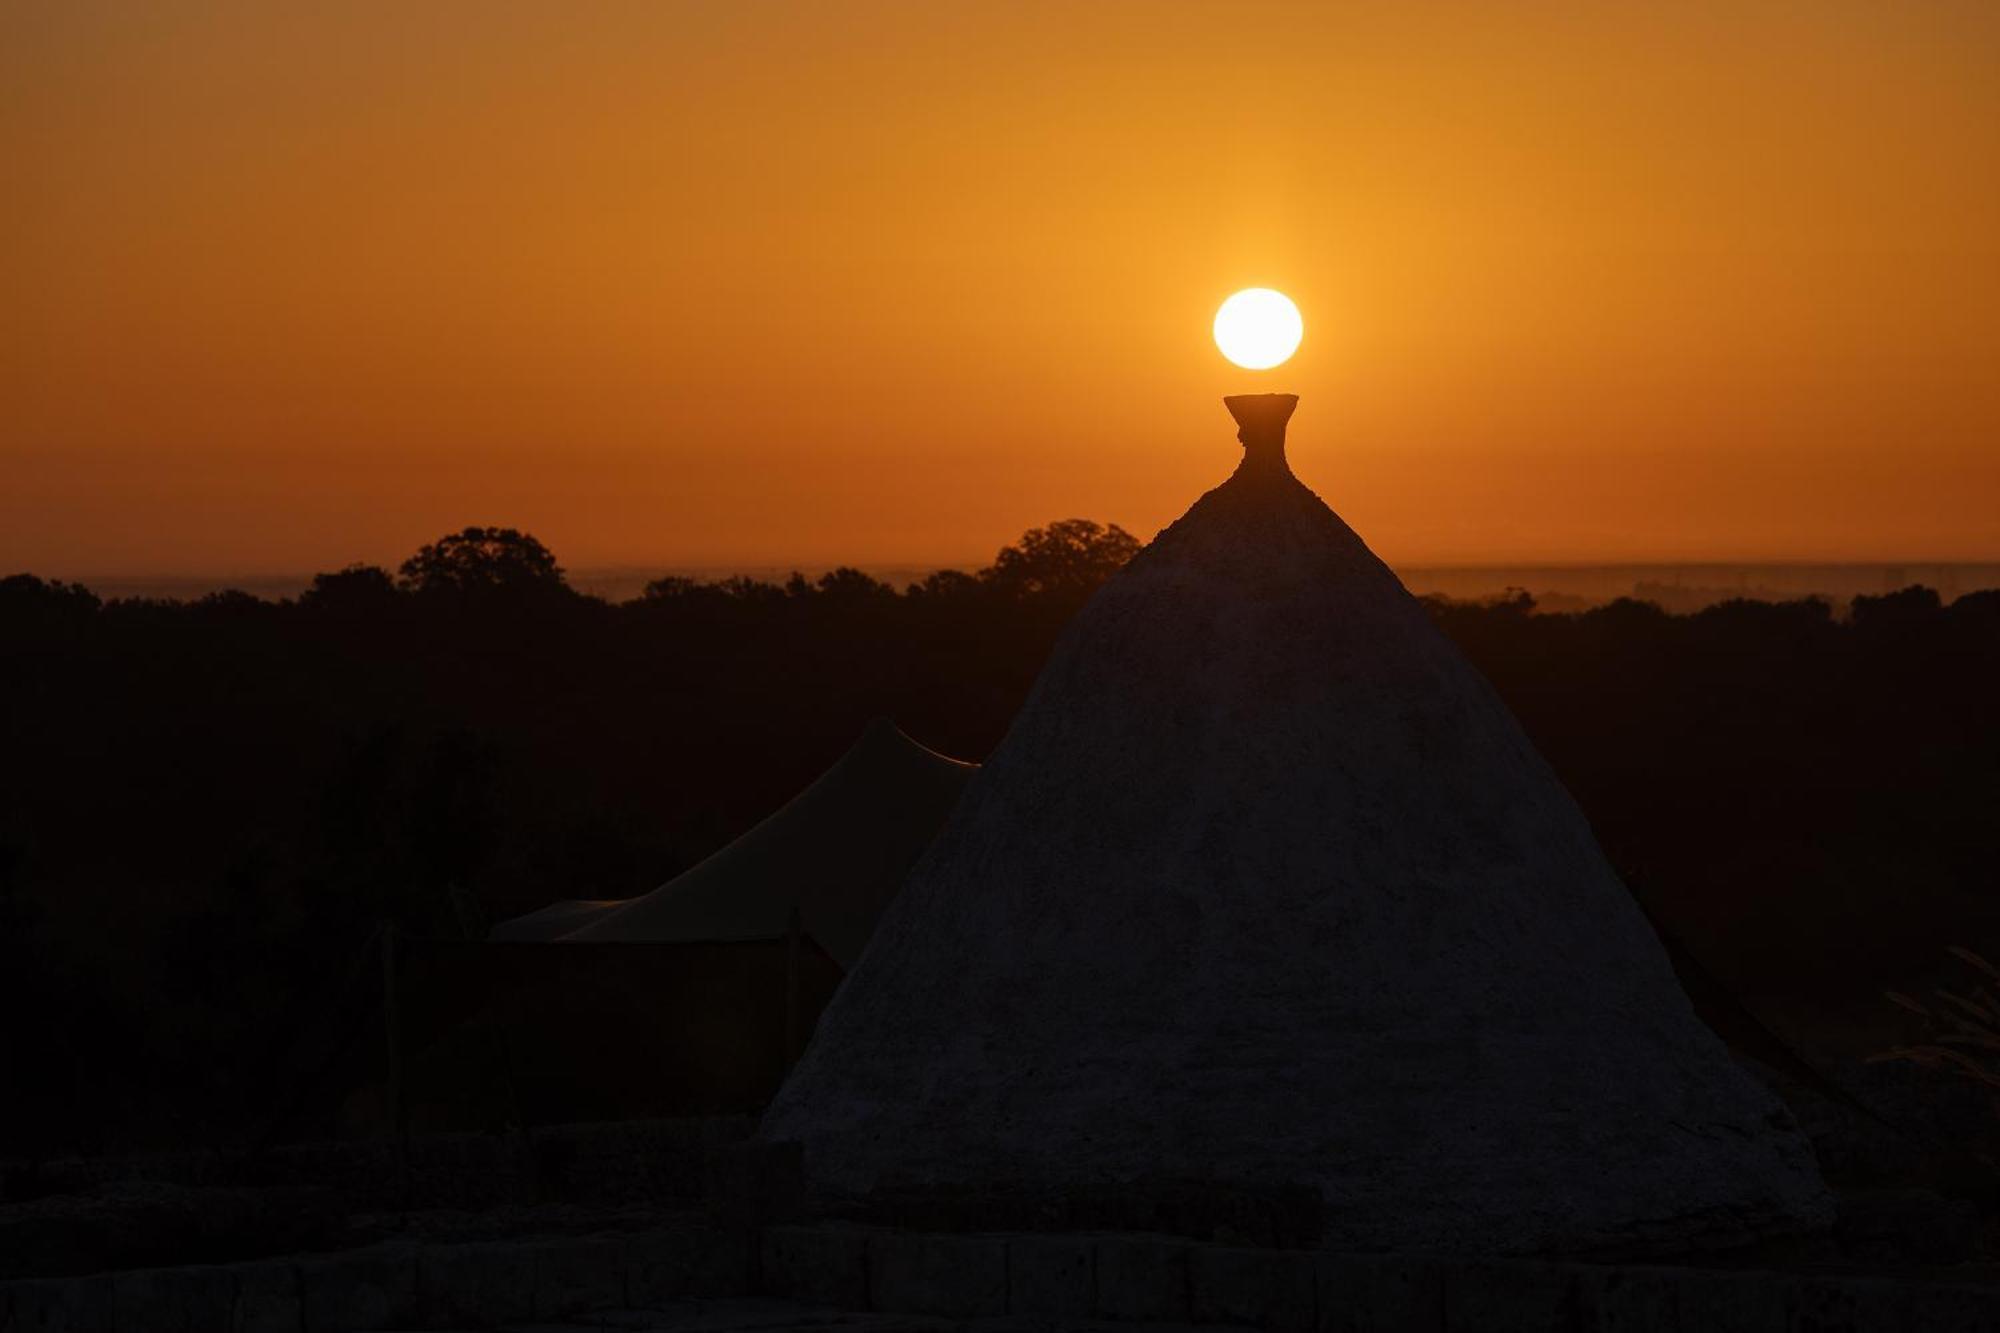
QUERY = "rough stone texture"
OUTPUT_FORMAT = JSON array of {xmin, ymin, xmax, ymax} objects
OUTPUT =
[
  {"xmin": 2, "ymin": 1274, "xmax": 116, "ymax": 1332},
  {"xmin": 1093, "ymin": 1236, "xmax": 1191, "ymax": 1322},
  {"xmin": 229, "ymin": 1260, "xmax": 304, "ymax": 1333},
  {"xmin": 835, "ymin": 1178, "xmax": 1320, "ymax": 1250},
  {"xmin": 760, "ymin": 396, "xmax": 1832, "ymax": 1255},
  {"xmin": 1006, "ymin": 1235, "xmax": 1093, "ymax": 1319},
  {"xmin": 111, "ymin": 1263, "xmax": 238, "ymax": 1333},
  {"xmin": 1314, "ymin": 1253, "xmax": 1445, "ymax": 1333},
  {"xmin": 706, "ymin": 1230, "xmax": 757, "ymax": 1299},
  {"xmin": 1788, "ymin": 1275, "xmax": 1913, "ymax": 1331},
  {"xmin": 416, "ymin": 1240, "xmax": 537, "ymax": 1326},
  {"xmin": 1190, "ymin": 1243, "xmax": 1316, "ymax": 1329},
  {"xmin": 1573, "ymin": 1264, "xmax": 1678, "ymax": 1333},
  {"xmin": 626, "ymin": 1226, "xmax": 753, "ymax": 1306},
  {"xmin": 4, "ymin": 1114, "xmax": 753, "ymax": 1225},
  {"xmin": 1637, "ymin": 1268, "xmax": 1785, "ymax": 1333},
  {"xmin": 298, "ymin": 1246, "xmax": 416, "ymax": 1332},
  {"xmin": 1834, "ymin": 1188, "xmax": 1981, "ymax": 1267},
  {"xmin": 707, "ymin": 1140, "xmax": 807, "ymax": 1232},
  {"xmin": 624, "ymin": 1231, "xmax": 700, "ymax": 1309},
  {"xmin": 1059, "ymin": 1324, "xmax": 1250, "ymax": 1333},
  {"xmin": 8, "ymin": 1225, "xmax": 2000, "ymax": 1333},
  {"xmin": 865, "ymin": 1232, "xmax": 1006, "ymax": 1317},
  {"xmin": 1905, "ymin": 1281, "xmax": 2000, "ymax": 1332},
  {"xmin": 0, "ymin": 1226, "xmax": 749, "ymax": 1333},
  {"xmin": 532, "ymin": 1236, "xmax": 629, "ymax": 1318},
  {"xmin": 0, "ymin": 1181, "xmax": 343, "ymax": 1281},
  {"xmin": 760, "ymin": 1224, "xmax": 869, "ymax": 1308},
  {"xmin": 1440, "ymin": 1258, "xmax": 1582, "ymax": 1331}
]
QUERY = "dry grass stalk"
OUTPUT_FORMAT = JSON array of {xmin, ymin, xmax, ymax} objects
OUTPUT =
[{"xmin": 1874, "ymin": 948, "xmax": 2000, "ymax": 1094}]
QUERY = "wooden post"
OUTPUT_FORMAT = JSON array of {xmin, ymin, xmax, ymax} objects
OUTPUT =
[
  {"xmin": 382, "ymin": 921, "xmax": 402, "ymax": 1140},
  {"xmin": 783, "ymin": 904, "xmax": 803, "ymax": 1071}
]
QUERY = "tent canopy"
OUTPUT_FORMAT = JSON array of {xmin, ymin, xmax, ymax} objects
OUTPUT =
[
  {"xmin": 527, "ymin": 719, "xmax": 974, "ymax": 967},
  {"xmin": 487, "ymin": 898, "xmax": 628, "ymax": 942}
]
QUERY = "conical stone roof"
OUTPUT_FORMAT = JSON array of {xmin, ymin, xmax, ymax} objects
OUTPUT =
[{"xmin": 760, "ymin": 395, "xmax": 1830, "ymax": 1254}]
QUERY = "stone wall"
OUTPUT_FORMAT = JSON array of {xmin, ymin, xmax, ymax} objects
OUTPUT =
[
  {"xmin": 0, "ymin": 1118, "xmax": 759, "ymax": 1283},
  {"xmin": 2, "ymin": 1115, "xmax": 754, "ymax": 1217},
  {"xmin": 0, "ymin": 1224, "xmax": 750, "ymax": 1332},
  {"xmin": 7, "ymin": 1219, "xmax": 2000, "ymax": 1331},
  {"xmin": 761, "ymin": 1224, "xmax": 2000, "ymax": 1333}
]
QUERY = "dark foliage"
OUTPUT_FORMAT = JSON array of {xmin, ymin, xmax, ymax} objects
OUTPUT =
[
  {"xmin": 1, "ymin": 525, "xmax": 1996, "ymax": 1159},
  {"xmin": 985, "ymin": 519, "xmax": 1141, "ymax": 599},
  {"xmin": 397, "ymin": 526, "xmax": 570, "ymax": 605}
]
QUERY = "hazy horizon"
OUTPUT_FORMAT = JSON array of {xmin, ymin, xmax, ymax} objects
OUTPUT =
[{"xmin": 40, "ymin": 557, "xmax": 2000, "ymax": 615}]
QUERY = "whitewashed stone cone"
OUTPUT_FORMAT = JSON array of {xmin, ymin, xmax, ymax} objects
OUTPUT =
[{"xmin": 761, "ymin": 394, "xmax": 1832, "ymax": 1254}]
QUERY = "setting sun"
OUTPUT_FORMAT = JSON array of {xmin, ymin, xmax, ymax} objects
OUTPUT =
[{"xmin": 1213, "ymin": 289, "xmax": 1304, "ymax": 371}]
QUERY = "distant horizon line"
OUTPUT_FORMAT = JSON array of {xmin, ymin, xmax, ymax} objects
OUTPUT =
[
  {"xmin": 21, "ymin": 557, "xmax": 2000, "ymax": 608},
  {"xmin": 26, "ymin": 556, "xmax": 2000, "ymax": 581}
]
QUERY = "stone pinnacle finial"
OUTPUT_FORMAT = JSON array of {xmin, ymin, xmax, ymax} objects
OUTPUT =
[{"xmin": 1224, "ymin": 393, "xmax": 1299, "ymax": 472}]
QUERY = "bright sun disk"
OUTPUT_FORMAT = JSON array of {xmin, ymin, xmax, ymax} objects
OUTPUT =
[{"xmin": 1213, "ymin": 288, "xmax": 1303, "ymax": 370}]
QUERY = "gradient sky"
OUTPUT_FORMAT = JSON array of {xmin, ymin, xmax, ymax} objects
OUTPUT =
[{"xmin": 5, "ymin": 1, "xmax": 1998, "ymax": 579}]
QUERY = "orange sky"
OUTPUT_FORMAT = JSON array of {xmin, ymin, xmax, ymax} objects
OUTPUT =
[{"xmin": 5, "ymin": 1, "xmax": 1998, "ymax": 579}]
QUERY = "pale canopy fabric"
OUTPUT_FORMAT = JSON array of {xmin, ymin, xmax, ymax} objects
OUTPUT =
[
  {"xmin": 525, "ymin": 720, "xmax": 975, "ymax": 967},
  {"xmin": 487, "ymin": 898, "xmax": 628, "ymax": 942}
]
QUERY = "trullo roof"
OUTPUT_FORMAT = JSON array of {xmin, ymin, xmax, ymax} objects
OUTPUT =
[{"xmin": 759, "ymin": 394, "xmax": 1831, "ymax": 1254}]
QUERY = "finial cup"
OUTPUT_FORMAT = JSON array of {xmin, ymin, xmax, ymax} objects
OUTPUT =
[{"xmin": 1224, "ymin": 393, "xmax": 1299, "ymax": 471}]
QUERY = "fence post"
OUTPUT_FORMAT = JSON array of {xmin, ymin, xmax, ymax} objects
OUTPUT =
[
  {"xmin": 383, "ymin": 919, "xmax": 412, "ymax": 1209},
  {"xmin": 784, "ymin": 904, "xmax": 803, "ymax": 1071}
]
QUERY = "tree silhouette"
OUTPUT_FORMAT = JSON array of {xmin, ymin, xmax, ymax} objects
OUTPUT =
[
  {"xmin": 0, "ymin": 572, "xmax": 100, "ymax": 628},
  {"xmin": 906, "ymin": 568, "xmax": 985, "ymax": 601},
  {"xmin": 300, "ymin": 563, "xmax": 401, "ymax": 613},
  {"xmin": 640, "ymin": 575, "xmax": 704, "ymax": 602},
  {"xmin": 985, "ymin": 519, "xmax": 1140, "ymax": 600},
  {"xmin": 1851, "ymin": 584, "xmax": 1944, "ymax": 633},
  {"xmin": 398, "ymin": 527, "xmax": 569, "ymax": 600},
  {"xmin": 812, "ymin": 567, "xmax": 899, "ymax": 602}
]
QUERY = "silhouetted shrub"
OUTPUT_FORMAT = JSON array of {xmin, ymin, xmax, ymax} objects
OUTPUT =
[{"xmin": 300, "ymin": 564, "xmax": 402, "ymax": 614}]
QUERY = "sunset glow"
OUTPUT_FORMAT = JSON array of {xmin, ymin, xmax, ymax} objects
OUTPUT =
[{"xmin": 4, "ymin": 2, "xmax": 1998, "ymax": 577}]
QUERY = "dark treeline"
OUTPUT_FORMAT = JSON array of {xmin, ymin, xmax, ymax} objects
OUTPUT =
[{"xmin": 3, "ymin": 522, "xmax": 1998, "ymax": 1158}]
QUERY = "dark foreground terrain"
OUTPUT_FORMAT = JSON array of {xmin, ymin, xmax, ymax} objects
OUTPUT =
[
  {"xmin": 3, "ymin": 523, "xmax": 1998, "ymax": 1168},
  {"xmin": 7, "ymin": 1114, "xmax": 2000, "ymax": 1332}
]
